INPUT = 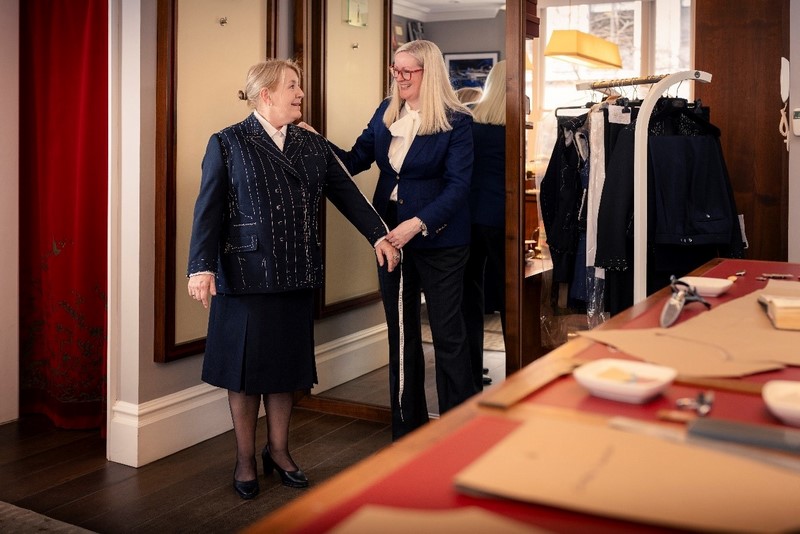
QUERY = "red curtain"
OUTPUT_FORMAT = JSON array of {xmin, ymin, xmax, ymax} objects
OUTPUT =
[{"xmin": 19, "ymin": 0, "xmax": 108, "ymax": 430}]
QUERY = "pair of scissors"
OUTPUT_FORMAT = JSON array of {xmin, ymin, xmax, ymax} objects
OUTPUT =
[{"xmin": 659, "ymin": 275, "xmax": 712, "ymax": 328}]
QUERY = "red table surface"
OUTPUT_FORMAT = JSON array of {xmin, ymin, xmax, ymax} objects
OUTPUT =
[
  {"xmin": 295, "ymin": 414, "xmax": 685, "ymax": 534},
  {"xmin": 294, "ymin": 259, "xmax": 800, "ymax": 533},
  {"xmin": 533, "ymin": 259, "xmax": 800, "ymax": 425}
]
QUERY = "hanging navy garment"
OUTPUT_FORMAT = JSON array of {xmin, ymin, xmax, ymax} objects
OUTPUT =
[
  {"xmin": 595, "ymin": 100, "xmax": 745, "ymax": 315},
  {"xmin": 539, "ymin": 113, "xmax": 588, "ymax": 284}
]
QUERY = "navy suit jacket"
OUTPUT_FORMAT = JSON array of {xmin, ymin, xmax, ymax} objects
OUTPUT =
[
  {"xmin": 187, "ymin": 113, "xmax": 387, "ymax": 294},
  {"xmin": 469, "ymin": 122, "xmax": 505, "ymax": 229},
  {"xmin": 332, "ymin": 99, "xmax": 473, "ymax": 248}
]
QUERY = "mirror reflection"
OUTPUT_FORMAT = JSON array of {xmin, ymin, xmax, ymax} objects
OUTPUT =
[{"xmin": 315, "ymin": 1, "xmax": 508, "ymax": 417}]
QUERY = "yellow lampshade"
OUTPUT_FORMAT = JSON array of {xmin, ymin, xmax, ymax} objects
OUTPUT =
[{"xmin": 544, "ymin": 29, "xmax": 622, "ymax": 69}]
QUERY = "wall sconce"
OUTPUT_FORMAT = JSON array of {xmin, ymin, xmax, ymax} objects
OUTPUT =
[{"xmin": 343, "ymin": 0, "xmax": 368, "ymax": 27}]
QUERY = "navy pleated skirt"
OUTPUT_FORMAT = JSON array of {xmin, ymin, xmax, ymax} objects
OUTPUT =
[{"xmin": 201, "ymin": 290, "xmax": 317, "ymax": 394}]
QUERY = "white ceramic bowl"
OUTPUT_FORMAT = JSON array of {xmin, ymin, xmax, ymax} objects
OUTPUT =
[
  {"xmin": 763, "ymin": 380, "xmax": 800, "ymax": 427},
  {"xmin": 573, "ymin": 358, "xmax": 677, "ymax": 404},
  {"xmin": 678, "ymin": 276, "xmax": 733, "ymax": 297}
]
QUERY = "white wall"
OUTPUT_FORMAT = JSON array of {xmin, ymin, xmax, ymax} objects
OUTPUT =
[{"xmin": 0, "ymin": 0, "xmax": 19, "ymax": 425}]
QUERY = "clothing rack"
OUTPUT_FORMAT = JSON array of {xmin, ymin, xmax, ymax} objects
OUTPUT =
[{"xmin": 577, "ymin": 70, "xmax": 713, "ymax": 304}]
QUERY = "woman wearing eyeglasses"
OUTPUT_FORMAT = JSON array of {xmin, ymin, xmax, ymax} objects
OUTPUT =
[{"xmin": 327, "ymin": 40, "xmax": 478, "ymax": 440}]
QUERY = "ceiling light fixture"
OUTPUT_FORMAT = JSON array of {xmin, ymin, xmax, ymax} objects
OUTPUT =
[{"xmin": 544, "ymin": 29, "xmax": 622, "ymax": 69}]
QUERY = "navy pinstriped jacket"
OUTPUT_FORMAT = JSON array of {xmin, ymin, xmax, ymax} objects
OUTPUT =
[{"xmin": 187, "ymin": 113, "xmax": 388, "ymax": 294}]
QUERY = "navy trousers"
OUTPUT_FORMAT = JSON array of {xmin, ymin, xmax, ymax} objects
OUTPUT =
[{"xmin": 378, "ymin": 207, "xmax": 476, "ymax": 440}]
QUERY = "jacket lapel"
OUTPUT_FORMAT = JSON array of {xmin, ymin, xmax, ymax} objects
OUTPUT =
[
  {"xmin": 401, "ymin": 133, "xmax": 433, "ymax": 172},
  {"xmin": 282, "ymin": 124, "xmax": 308, "ymax": 166}
]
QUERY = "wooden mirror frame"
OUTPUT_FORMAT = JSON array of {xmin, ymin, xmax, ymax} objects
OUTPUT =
[
  {"xmin": 505, "ymin": 1, "xmax": 540, "ymax": 375},
  {"xmin": 153, "ymin": 0, "xmax": 278, "ymax": 362}
]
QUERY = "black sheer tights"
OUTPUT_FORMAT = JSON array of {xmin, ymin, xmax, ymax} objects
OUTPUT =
[{"xmin": 229, "ymin": 390, "xmax": 298, "ymax": 482}]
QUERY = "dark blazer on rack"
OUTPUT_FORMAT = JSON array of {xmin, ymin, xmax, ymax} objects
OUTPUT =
[
  {"xmin": 187, "ymin": 113, "xmax": 388, "ymax": 294},
  {"xmin": 331, "ymin": 99, "xmax": 473, "ymax": 248}
]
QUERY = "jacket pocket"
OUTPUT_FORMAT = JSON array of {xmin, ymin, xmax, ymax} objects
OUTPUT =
[{"xmin": 223, "ymin": 234, "xmax": 258, "ymax": 254}]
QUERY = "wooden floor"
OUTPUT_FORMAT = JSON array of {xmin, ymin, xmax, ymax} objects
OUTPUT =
[
  {"xmin": 0, "ymin": 408, "xmax": 391, "ymax": 533},
  {"xmin": 318, "ymin": 312, "xmax": 507, "ymax": 411}
]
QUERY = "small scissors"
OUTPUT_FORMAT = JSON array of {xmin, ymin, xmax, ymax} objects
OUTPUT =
[{"xmin": 659, "ymin": 275, "xmax": 712, "ymax": 328}]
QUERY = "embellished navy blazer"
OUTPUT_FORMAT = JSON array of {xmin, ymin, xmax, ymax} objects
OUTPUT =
[
  {"xmin": 187, "ymin": 113, "xmax": 388, "ymax": 294},
  {"xmin": 332, "ymin": 99, "xmax": 473, "ymax": 249}
]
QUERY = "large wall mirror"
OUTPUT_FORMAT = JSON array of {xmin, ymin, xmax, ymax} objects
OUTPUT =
[{"xmin": 154, "ymin": 0, "xmax": 277, "ymax": 362}]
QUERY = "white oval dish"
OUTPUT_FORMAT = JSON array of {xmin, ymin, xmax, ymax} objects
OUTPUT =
[
  {"xmin": 573, "ymin": 358, "xmax": 677, "ymax": 404},
  {"xmin": 678, "ymin": 276, "xmax": 733, "ymax": 297},
  {"xmin": 763, "ymin": 380, "xmax": 800, "ymax": 427}
]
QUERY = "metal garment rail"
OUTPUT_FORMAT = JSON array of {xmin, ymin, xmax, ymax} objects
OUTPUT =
[{"xmin": 577, "ymin": 70, "xmax": 713, "ymax": 303}]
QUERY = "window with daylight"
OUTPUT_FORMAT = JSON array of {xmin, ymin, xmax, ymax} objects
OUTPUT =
[{"xmin": 528, "ymin": 0, "xmax": 693, "ymax": 169}]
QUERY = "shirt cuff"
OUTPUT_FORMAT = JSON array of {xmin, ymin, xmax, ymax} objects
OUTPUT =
[{"xmin": 188, "ymin": 271, "xmax": 215, "ymax": 278}]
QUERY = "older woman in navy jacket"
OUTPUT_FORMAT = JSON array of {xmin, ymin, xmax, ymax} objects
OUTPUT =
[
  {"xmin": 330, "ymin": 40, "xmax": 478, "ymax": 440},
  {"xmin": 187, "ymin": 59, "xmax": 398, "ymax": 499}
]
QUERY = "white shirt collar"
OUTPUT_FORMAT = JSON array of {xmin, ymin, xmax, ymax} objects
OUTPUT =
[{"xmin": 253, "ymin": 111, "xmax": 287, "ymax": 149}]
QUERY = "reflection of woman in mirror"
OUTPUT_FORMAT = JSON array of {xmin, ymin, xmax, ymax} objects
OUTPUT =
[
  {"xmin": 460, "ymin": 60, "xmax": 507, "ymax": 392},
  {"xmin": 328, "ymin": 40, "xmax": 478, "ymax": 440},
  {"xmin": 455, "ymin": 86, "xmax": 483, "ymax": 106},
  {"xmin": 186, "ymin": 59, "xmax": 398, "ymax": 499}
]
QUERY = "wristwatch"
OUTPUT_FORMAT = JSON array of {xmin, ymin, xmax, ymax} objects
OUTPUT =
[{"xmin": 417, "ymin": 217, "xmax": 428, "ymax": 237}]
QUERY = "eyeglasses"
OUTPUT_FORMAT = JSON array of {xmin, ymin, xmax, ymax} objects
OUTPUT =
[{"xmin": 389, "ymin": 66, "xmax": 424, "ymax": 81}]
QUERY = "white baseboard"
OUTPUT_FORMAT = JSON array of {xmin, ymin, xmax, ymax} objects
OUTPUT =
[
  {"xmin": 107, "ymin": 325, "xmax": 388, "ymax": 467},
  {"xmin": 108, "ymin": 383, "xmax": 232, "ymax": 467},
  {"xmin": 313, "ymin": 324, "xmax": 388, "ymax": 394}
]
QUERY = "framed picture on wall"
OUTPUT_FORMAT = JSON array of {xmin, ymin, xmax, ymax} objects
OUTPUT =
[
  {"xmin": 444, "ymin": 52, "xmax": 498, "ymax": 90},
  {"xmin": 392, "ymin": 23, "xmax": 406, "ymax": 51}
]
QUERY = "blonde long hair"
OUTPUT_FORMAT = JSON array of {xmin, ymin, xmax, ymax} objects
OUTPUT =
[
  {"xmin": 471, "ymin": 60, "xmax": 506, "ymax": 126},
  {"xmin": 383, "ymin": 40, "xmax": 471, "ymax": 135}
]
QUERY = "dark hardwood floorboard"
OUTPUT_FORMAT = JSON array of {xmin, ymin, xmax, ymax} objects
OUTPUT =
[{"xmin": 0, "ymin": 408, "xmax": 391, "ymax": 533}]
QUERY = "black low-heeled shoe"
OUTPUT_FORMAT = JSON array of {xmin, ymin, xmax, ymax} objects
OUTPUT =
[
  {"xmin": 262, "ymin": 446, "xmax": 309, "ymax": 488},
  {"xmin": 232, "ymin": 476, "xmax": 259, "ymax": 500}
]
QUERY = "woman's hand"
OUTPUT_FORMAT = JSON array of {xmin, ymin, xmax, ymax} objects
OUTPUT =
[
  {"xmin": 296, "ymin": 121, "xmax": 319, "ymax": 134},
  {"xmin": 385, "ymin": 217, "xmax": 422, "ymax": 249},
  {"xmin": 375, "ymin": 239, "xmax": 401, "ymax": 272},
  {"xmin": 187, "ymin": 273, "xmax": 216, "ymax": 309}
]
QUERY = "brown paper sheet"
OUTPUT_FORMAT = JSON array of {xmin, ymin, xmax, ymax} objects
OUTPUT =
[
  {"xmin": 328, "ymin": 505, "xmax": 548, "ymax": 534},
  {"xmin": 453, "ymin": 416, "xmax": 800, "ymax": 533},
  {"xmin": 579, "ymin": 280, "xmax": 800, "ymax": 377}
]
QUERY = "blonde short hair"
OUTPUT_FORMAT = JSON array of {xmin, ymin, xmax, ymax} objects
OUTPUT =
[
  {"xmin": 383, "ymin": 40, "xmax": 471, "ymax": 135},
  {"xmin": 238, "ymin": 59, "xmax": 302, "ymax": 109},
  {"xmin": 471, "ymin": 60, "xmax": 506, "ymax": 126}
]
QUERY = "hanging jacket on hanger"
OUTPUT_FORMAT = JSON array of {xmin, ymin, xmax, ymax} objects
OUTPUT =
[
  {"xmin": 539, "ymin": 113, "xmax": 588, "ymax": 285},
  {"xmin": 594, "ymin": 99, "xmax": 745, "ymax": 314}
]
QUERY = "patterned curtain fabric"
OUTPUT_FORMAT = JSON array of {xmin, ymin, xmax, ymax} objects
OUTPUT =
[{"xmin": 19, "ymin": 0, "xmax": 108, "ymax": 430}]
